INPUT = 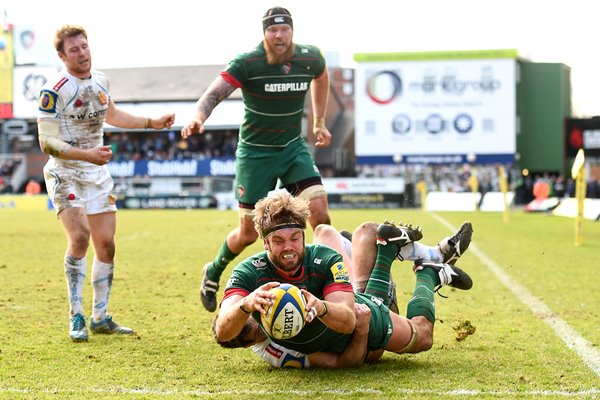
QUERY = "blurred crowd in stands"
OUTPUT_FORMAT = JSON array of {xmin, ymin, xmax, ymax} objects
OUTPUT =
[
  {"xmin": 0, "ymin": 158, "xmax": 22, "ymax": 194},
  {"xmin": 104, "ymin": 130, "xmax": 238, "ymax": 161}
]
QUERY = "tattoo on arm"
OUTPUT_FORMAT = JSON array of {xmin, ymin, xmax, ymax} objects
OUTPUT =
[{"xmin": 197, "ymin": 79, "xmax": 236, "ymax": 119}]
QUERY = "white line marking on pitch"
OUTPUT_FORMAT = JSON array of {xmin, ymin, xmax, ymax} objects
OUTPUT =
[{"xmin": 431, "ymin": 213, "xmax": 600, "ymax": 378}]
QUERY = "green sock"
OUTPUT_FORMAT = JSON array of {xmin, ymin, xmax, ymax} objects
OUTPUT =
[
  {"xmin": 364, "ymin": 244, "xmax": 397, "ymax": 306},
  {"xmin": 406, "ymin": 268, "xmax": 438, "ymax": 324},
  {"xmin": 207, "ymin": 242, "xmax": 239, "ymax": 281}
]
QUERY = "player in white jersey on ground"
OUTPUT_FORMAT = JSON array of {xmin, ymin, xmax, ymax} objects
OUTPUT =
[{"xmin": 37, "ymin": 25, "xmax": 175, "ymax": 342}]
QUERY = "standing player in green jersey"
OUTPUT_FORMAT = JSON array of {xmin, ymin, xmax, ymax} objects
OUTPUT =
[{"xmin": 182, "ymin": 7, "xmax": 333, "ymax": 312}]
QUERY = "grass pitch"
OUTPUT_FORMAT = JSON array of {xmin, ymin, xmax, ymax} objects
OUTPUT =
[{"xmin": 0, "ymin": 207, "xmax": 599, "ymax": 399}]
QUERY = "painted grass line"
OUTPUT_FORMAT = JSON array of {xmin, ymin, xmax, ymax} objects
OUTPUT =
[
  {"xmin": 431, "ymin": 213, "xmax": 600, "ymax": 378},
  {"xmin": 1, "ymin": 387, "xmax": 599, "ymax": 397}
]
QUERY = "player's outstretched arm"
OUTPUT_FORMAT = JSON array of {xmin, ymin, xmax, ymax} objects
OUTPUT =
[
  {"xmin": 105, "ymin": 99, "xmax": 174, "ymax": 130},
  {"xmin": 214, "ymin": 282, "xmax": 279, "ymax": 342},
  {"xmin": 302, "ymin": 289, "xmax": 355, "ymax": 334},
  {"xmin": 310, "ymin": 68, "xmax": 331, "ymax": 148},
  {"xmin": 250, "ymin": 303, "xmax": 372, "ymax": 369},
  {"xmin": 307, "ymin": 303, "xmax": 372, "ymax": 368},
  {"xmin": 181, "ymin": 76, "xmax": 236, "ymax": 138}
]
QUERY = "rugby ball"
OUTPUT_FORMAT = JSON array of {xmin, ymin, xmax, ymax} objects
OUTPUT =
[{"xmin": 261, "ymin": 283, "xmax": 307, "ymax": 340}]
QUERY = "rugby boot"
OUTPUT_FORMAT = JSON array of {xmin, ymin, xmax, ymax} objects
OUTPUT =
[
  {"xmin": 438, "ymin": 222, "xmax": 473, "ymax": 265},
  {"xmin": 90, "ymin": 315, "xmax": 134, "ymax": 335},
  {"xmin": 376, "ymin": 221, "xmax": 423, "ymax": 260},
  {"xmin": 200, "ymin": 262, "xmax": 219, "ymax": 312},
  {"xmin": 413, "ymin": 260, "xmax": 473, "ymax": 294},
  {"xmin": 69, "ymin": 313, "xmax": 88, "ymax": 342}
]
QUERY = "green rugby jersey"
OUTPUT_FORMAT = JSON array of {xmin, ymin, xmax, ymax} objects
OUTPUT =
[
  {"xmin": 221, "ymin": 43, "xmax": 326, "ymax": 147},
  {"xmin": 223, "ymin": 244, "xmax": 354, "ymax": 354}
]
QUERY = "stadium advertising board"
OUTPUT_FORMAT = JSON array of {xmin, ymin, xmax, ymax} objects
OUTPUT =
[
  {"xmin": 13, "ymin": 66, "xmax": 58, "ymax": 119},
  {"xmin": 118, "ymin": 194, "xmax": 217, "ymax": 210},
  {"xmin": 108, "ymin": 158, "xmax": 235, "ymax": 177},
  {"xmin": 565, "ymin": 118, "xmax": 600, "ymax": 157},
  {"xmin": 13, "ymin": 26, "xmax": 59, "ymax": 67},
  {"xmin": 0, "ymin": 29, "xmax": 14, "ymax": 119},
  {"xmin": 323, "ymin": 177, "xmax": 406, "ymax": 208},
  {"xmin": 0, "ymin": 195, "xmax": 48, "ymax": 211},
  {"xmin": 354, "ymin": 50, "xmax": 517, "ymax": 165}
]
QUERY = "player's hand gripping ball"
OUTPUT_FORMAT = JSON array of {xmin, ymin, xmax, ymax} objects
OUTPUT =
[{"xmin": 261, "ymin": 283, "xmax": 307, "ymax": 340}]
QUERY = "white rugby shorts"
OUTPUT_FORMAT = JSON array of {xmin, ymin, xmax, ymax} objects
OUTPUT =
[{"xmin": 44, "ymin": 160, "xmax": 117, "ymax": 215}]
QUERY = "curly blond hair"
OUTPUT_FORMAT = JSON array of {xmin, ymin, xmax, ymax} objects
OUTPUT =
[{"xmin": 254, "ymin": 190, "xmax": 311, "ymax": 238}]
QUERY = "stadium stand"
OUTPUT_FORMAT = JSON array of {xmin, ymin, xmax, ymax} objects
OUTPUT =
[{"xmin": 0, "ymin": 155, "xmax": 26, "ymax": 194}]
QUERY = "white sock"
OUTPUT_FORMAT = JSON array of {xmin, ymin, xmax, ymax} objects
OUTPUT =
[
  {"xmin": 398, "ymin": 242, "xmax": 443, "ymax": 262},
  {"xmin": 64, "ymin": 255, "xmax": 86, "ymax": 317},
  {"xmin": 91, "ymin": 258, "xmax": 114, "ymax": 322}
]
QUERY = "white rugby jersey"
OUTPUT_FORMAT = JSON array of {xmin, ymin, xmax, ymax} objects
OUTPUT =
[{"xmin": 38, "ymin": 69, "xmax": 110, "ymax": 168}]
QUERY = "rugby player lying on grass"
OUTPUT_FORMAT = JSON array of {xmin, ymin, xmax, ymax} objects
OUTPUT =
[{"xmin": 213, "ymin": 191, "xmax": 473, "ymax": 368}]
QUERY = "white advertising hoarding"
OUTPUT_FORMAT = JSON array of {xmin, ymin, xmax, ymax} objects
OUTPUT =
[
  {"xmin": 354, "ymin": 50, "xmax": 517, "ymax": 165},
  {"xmin": 13, "ymin": 26, "xmax": 60, "ymax": 67},
  {"xmin": 13, "ymin": 65, "xmax": 58, "ymax": 119},
  {"xmin": 323, "ymin": 177, "xmax": 405, "ymax": 194}
]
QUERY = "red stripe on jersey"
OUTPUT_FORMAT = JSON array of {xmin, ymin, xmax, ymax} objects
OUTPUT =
[
  {"xmin": 222, "ymin": 288, "xmax": 250, "ymax": 302},
  {"xmin": 220, "ymin": 71, "xmax": 242, "ymax": 88},
  {"xmin": 322, "ymin": 282, "xmax": 354, "ymax": 298},
  {"xmin": 53, "ymin": 77, "xmax": 69, "ymax": 91}
]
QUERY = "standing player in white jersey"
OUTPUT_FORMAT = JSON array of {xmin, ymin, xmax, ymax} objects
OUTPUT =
[{"xmin": 37, "ymin": 25, "xmax": 175, "ymax": 342}]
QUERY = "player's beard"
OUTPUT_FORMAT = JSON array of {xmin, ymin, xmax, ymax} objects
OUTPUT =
[
  {"xmin": 264, "ymin": 40, "xmax": 295, "ymax": 66},
  {"xmin": 268, "ymin": 247, "xmax": 305, "ymax": 275}
]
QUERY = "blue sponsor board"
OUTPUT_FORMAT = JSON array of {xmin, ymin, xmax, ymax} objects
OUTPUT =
[
  {"xmin": 356, "ymin": 153, "xmax": 515, "ymax": 165},
  {"xmin": 108, "ymin": 157, "xmax": 236, "ymax": 177}
]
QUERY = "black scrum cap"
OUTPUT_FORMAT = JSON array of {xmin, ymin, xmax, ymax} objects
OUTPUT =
[{"xmin": 262, "ymin": 6, "xmax": 293, "ymax": 31}]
